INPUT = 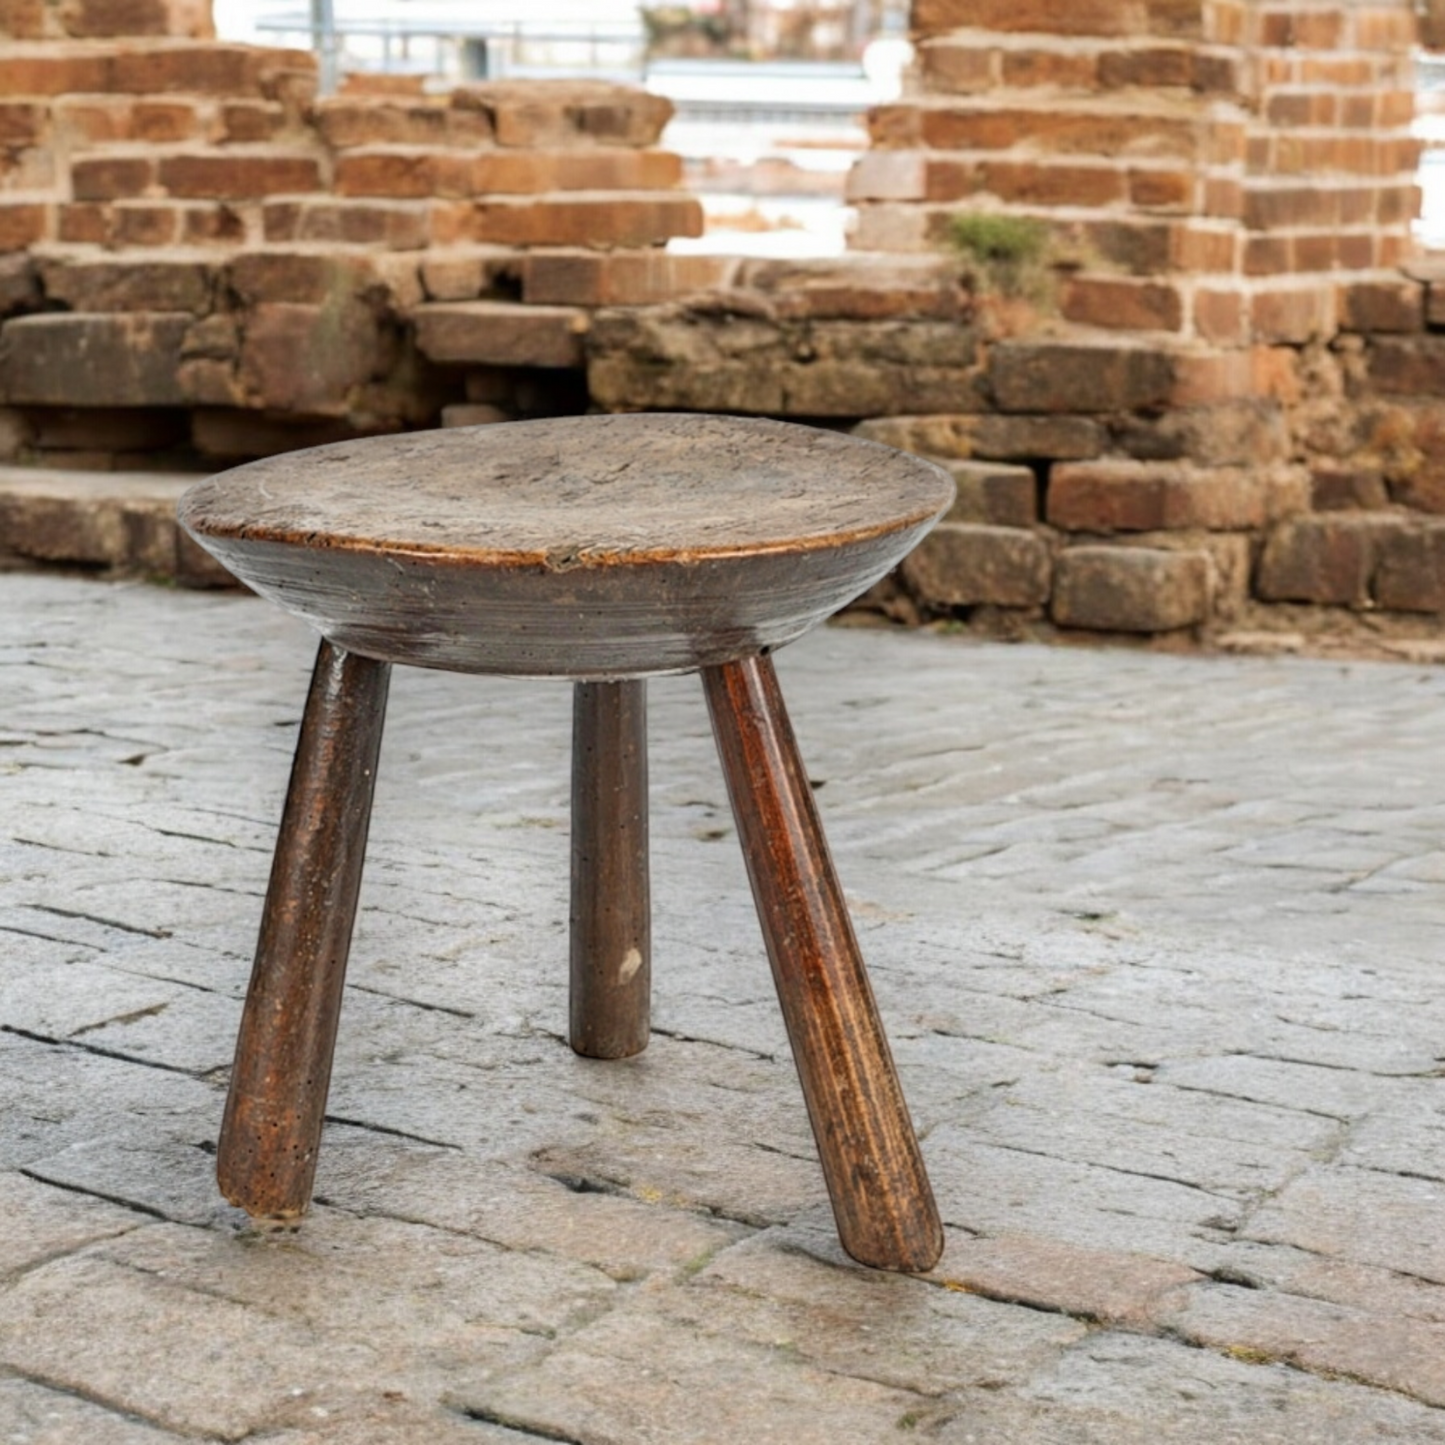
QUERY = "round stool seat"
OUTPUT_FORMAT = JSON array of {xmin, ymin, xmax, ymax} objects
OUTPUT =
[{"xmin": 179, "ymin": 413, "xmax": 953, "ymax": 678}]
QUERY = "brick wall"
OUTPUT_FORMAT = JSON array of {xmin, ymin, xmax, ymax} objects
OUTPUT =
[{"xmin": 2, "ymin": 0, "xmax": 1444, "ymax": 646}]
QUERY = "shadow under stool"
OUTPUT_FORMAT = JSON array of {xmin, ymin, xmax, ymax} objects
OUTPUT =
[{"xmin": 179, "ymin": 412, "xmax": 953, "ymax": 1273}]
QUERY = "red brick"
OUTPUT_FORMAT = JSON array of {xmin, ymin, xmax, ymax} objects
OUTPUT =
[
  {"xmin": 947, "ymin": 160, "xmax": 1126, "ymax": 207},
  {"xmin": 0, "ymin": 0, "xmax": 47, "ymax": 36},
  {"xmin": 0, "ymin": 50, "xmax": 111, "ymax": 94},
  {"xmin": 110, "ymin": 44, "xmax": 314, "ymax": 96},
  {"xmin": 912, "ymin": 0, "xmax": 1142, "ymax": 35},
  {"xmin": 71, "ymin": 155, "xmax": 156, "ymax": 201},
  {"xmin": 334, "ymin": 148, "xmax": 472, "ymax": 199},
  {"xmin": 131, "ymin": 99, "xmax": 203, "ymax": 142},
  {"xmin": 1048, "ymin": 461, "xmax": 1267, "ymax": 532},
  {"xmin": 56, "ymin": 202, "xmax": 108, "ymax": 244},
  {"xmin": 1000, "ymin": 48, "xmax": 1098, "ymax": 88},
  {"xmin": 1366, "ymin": 336, "xmax": 1445, "ymax": 395},
  {"xmin": 470, "ymin": 148, "xmax": 682, "ymax": 194},
  {"xmin": 0, "ymin": 101, "xmax": 45, "ymax": 146},
  {"xmin": 1250, "ymin": 285, "xmax": 1335, "ymax": 344},
  {"xmin": 263, "ymin": 197, "xmax": 431, "ymax": 249},
  {"xmin": 465, "ymin": 193, "xmax": 703, "ymax": 248},
  {"xmin": 989, "ymin": 340, "xmax": 1174, "ymax": 414},
  {"xmin": 221, "ymin": 101, "xmax": 284, "ymax": 144},
  {"xmin": 0, "ymin": 199, "xmax": 48, "ymax": 250},
  {"xmin": 313, "ymin": 97, "xmax": 492, "ymax": 149},
  {"xmin": 916, "ymin": 39, "xmax": 994, "ymax": 93},
  {"xmin": 61, "ymin": 0, "xmax": 212, "ymax": 37},
  {"xmin": 456, "ymin": 80, "xmax": 673, "ymax": 149},
  {"xmin": 1311, "ymin": 467, "xmax": 1390, "ymax": 511},
  {"xmin": 1129, "ymin": 166, "xmax": 1195, "ymax": 211},
  {"xmin": 110, "ymin": 202, "xmax": 180, "ymax": 246},
  {"xmin": 1193, "ymin": 286, "xmax": 1248, "ymax": 344},
  {"xmin": 159, "ymin": 151, "xmax": 323, "ymax": 199},
  {"xmin": 918, "ymin": 104, "xmax": 1204, "ymax": 159},
  {"xmin": 940, "ymin": 460, "xmax": 1039, "ymax": 527},
  {"xmin": 1098, "ymin": 44, "xmax": 1192, "ymax": 87},
  {"xmin": 1339, "ymin": 279, "xmax": 1424, "ymax": 334},
  {"xmin": 1062, "ymin": 275, "xmax": 1185, "ymax": 332},
  {"xmin": 900, "ymin": 522, "xmax": 1051, "ymax": 609},
  {"xmin": 1053, "ymin": 544, "xmax": 1210, "ymax": 631}
]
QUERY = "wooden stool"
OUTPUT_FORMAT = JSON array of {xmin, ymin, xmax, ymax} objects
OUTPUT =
[{"xmin": 179, "ymin": 413, "xmax": 953, "ymax": 1273}]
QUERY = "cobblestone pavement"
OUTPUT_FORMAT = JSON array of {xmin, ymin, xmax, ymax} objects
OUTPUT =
[{"xmin": 2, "ymin": 571, "xmax": 1444, "ymax": 1444}]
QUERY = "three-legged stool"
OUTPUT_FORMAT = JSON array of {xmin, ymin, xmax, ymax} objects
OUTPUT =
[{"xmin": 179, "ymin": 413, "xmax": 953, "ymax": 1272}]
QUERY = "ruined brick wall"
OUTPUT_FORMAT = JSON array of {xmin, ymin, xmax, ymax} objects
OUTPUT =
[{"xmin": 2, "ymin": 0, "xmax": 1444, "ymax": 644}]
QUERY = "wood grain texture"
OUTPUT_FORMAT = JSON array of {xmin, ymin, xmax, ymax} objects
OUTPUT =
[
  {"xmin": 177, "ymin": 414, "xmax": 954, "ymax": 679},
  {"xmin": 570, "ymin": 679, "xmax": 651, "ymax": 1060},
  {"xmin": 704, "ymin": 654, "xmax": 943, "ymax": 1272},
  {"xmin": 217, "ymin": 639, "xmax": 390, "ymax": 1220}
]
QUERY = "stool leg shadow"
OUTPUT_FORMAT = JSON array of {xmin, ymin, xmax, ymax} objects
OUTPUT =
[
  {"xmin": 570, "ymin": 679, "xmax": 651, "ymax": 1059},
  {"xmin": 703, "ymin": 654, "xmax": 943, "ymax": 1273},
  {"xmin": 217, "ymin": 638, "xmax": 390, "ymax": 1220}
]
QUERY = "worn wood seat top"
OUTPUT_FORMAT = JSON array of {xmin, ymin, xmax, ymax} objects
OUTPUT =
[{"xmin": 179, "ymin": 413, "xmax": 954, "ymax": 679}]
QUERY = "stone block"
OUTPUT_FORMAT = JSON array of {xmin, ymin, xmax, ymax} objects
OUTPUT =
[
  {"xmin": 238, "ymin": 301, "xmax": 385, "ymax": 415},
  {"xmin": 941, "ymin": 459, "xmax": 1038, "ymax": 526},
  {"xmin": 227, "ymin": 249, "xmax": 368, "ymax": 305},
  {"xmin": 26, "ymin": 405, "xmax": 186, "ymax": 451},
  {"xmin": 0, "ymin": 312, "xmax": 190, "ymax": 406},
  {"xmin": 0, "ymin": 254, "xmax": 37, "ymax": 316},
  {"xmin": 1373, "ymin": 522, "xmax": 1445, "ymax": 612},
  {"xmin": 1256, "ymin": 516, "xmax": 1403, "ymax": 606},
  {"xmin": 157, "ymin": 150, "xmax": 323, "ymax": 200},
  {"xmin": 900, "ymin": 522, "xmax": 1051, "ymax": 609},
  {"xmin": 71, "ymin": 155, "xmax": 156, "ymax": 201},
  {"xmin": 36, "ymin": 254, "xmax": 216, "ymax": 313},
  {"xmin": 419, "ymin": 246, "xmax": 518, "ymax": 301},
  {"xmin": 1311, "ymin": 467, "xmax": 1390, "ymax": 512},
  {"xmin": 414, "ymin": 300, "xmax": 588, "ymax": 369},
  {"xmin": 1052, "ymin": 544, "xmax": 1210, "ymax": 631},
  {"xmin": 738, "ymin": 254, "xmax": 969, "ymax": 321},
  {"xmin": 989, "ymin": 340, "xmax": 1174, "ymax": 414}
]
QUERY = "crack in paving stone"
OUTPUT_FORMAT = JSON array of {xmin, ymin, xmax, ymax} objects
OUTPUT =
[
  {"xmin": 0, "ymin": 1025, "xmax": 209, "ymax": 1077},
  {"xmin": 0, "ymin": 923, "xmax": 101, "ymax": 950},
  {"xmin": 1161, "ymin": 1080, "xmax": 1353, "ymax": 1124},
  {"xmin": 1, "ymin": 1367, "xmax": 185, "ymax": 1441},
  {"xmin": 450, "ymin": 1403, "xmax": 590, "ymax": 1443},
  {"xmin": 647, "ymin": 1025, "xmax": 777, "ymax": 1062},
  {"xmin": 29, "ymin": 905, "xmax": 172, "ymax": 940},
  {"xmin": 71, "ymin": 1003, "xmax": 170, "ymax": 1036},
  {"xmin": 969, "ymin": 1139, "xmax": 1248, "ymax": 1203},
  {"xmin": 16, "ymin": 1168, "xmax": 170, "ymax": 1223},
  {"xmin": 14, "ymin": 835, "xmax": 115, "ymax": 858},
  {"xmin": 349, "ymin": 984, "xmax": 478, "ymax": 1019},
  {"xmin": 322, "ymin": 1115, "xmax": 465, "ymax": 1151}
]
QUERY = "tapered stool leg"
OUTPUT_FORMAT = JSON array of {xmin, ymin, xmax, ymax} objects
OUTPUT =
[
  {"xmin": 703, "ymin": 654, "xmax": 943, "ymax": 1272},
  {"xmin": 217, "ymin": 639, "xmax": 390, "ymax": 1220},
  {"xmin": 570, "ymin": 679, "xmax": 651, "ymax": 1059}
]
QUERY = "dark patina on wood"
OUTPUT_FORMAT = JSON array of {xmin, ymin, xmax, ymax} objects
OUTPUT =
[
  {"xmin": 183, "ymin": 413, "xmax": 953, "ymax": 1272},
  {"xmin": 570, "ymin": 679, "xmax": 651, "ymax": 1060},
  {"xmin": 217, "ymin": 638, "xmax": 390, "ymax": 1220},
  {"xmin": 705, "ymin": 654, "xmax": 944, "ymax": 1271},
  {"xmin": 178, "ymin": 412, "xmax": 953, "ymax": 679}
]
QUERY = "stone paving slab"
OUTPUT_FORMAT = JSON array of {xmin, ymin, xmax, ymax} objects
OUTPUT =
[{"xmin": 1, "ymin": 572, "xmax": 1444, "ymax": 1442}]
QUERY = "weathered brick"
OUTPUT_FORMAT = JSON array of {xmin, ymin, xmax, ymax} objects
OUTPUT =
[
  {"xmin": 1062, "ymin": 275, "xmax": 1185, "ymax": 332},
  {"xmin": 844, "ymin": 151, "xmax": 927, "ymax": 202},
  {"xmin": 916, "ymin": 104, "xmax": 1205, "ymax": 159},
  {"xmin": 109, "ymin": 43, "xmax": 314, "ymax": 97},
  {"xmin": 940, "ymin": 459, "xmax": 1039, "ymax": 526},
  {"xmin": 1052, "ymin": 544, "xmax": 1211, "ymax": 631},
  {"xmin": 220, "ymin": 100, "xmax": 284, "ymax": 143},
  {"xmin": 855, "ymin": 413, "xmax": 1104, "ymax": 463},
  {"xmin": 1257, "ymin": 515, "xmax": 1401, "ymax": 605},
  {"xmin": 1373, "ymin": 523, "xmax": 1445, "ymax": 612},
  {"xmin": 56, "ymin": 202, "xmax": 108, "ymax": 244},
  {"xmin": 989, "ymin": 340, "xmax": 1174, "ymax": 414},
  {"xmin": 1311, "ymin": 467, "xmax": 1390, "ymax": 511},
  {"xmin": 36, "ymin": 255, "xmax": 215, "ymax": 313},
  {"xmin": 1048, "ymin": 461, "xmax": 1267, "ymax": 532},
  {"xmin": 0, "ymin": 49, "xmax": 111, "ymax": 94},
  {"xmin": 71, "ymin": 156, "xmax": 156, "ymax": 202},
  {"xmin": 465, "ymin": 193, "xmax": 703, "ymax": 248},
  {"xmin": 0, "ymin": 312, "xmax": 190, "ymax": 405},
  {"xmin": 414, "ymin": 300, "xmax": 588, "ymax": 368},
  {"xmin": 0, "ymin": 200, "xmax": 49, "ymax": 251},
  {"xmin": 927, "ymin": 158, "xmax": 1126, "ymax": 207},
  {"xmin": 59, "ymin": 0, "xmax": 212, "ymax": 37},
  {"xmin": 912, "ymin": 0, "xmax": 1148, "ymax": 35},
  {"xmin": 263, "ymin": 197, "xmax": 432, "ymax": 250},
  {"xmin": 916, "ymin": 38, "xmax": 995, "ymax": 93},
  {"xmin": 900, "ymin": 522, "xmax": 1052, "ymax": 609},
  {"xmin": 1367, "ymin": 336, "xmax": 1445, "ymax": 396},
  {"xmin": 334, "ymin": 147, "xmax": 473, "ymax": 199},
  {"xmin": 0, "ymin": 101, "xmax": 46, "ymax": 146},
  {"xmin": 1000, "ymin": 46, "xmax": 1098, "ymax": 87},
  {"xmin": 313, "ymin": 97, "xmax": 493, "ymax": 149},
  {"xmin": 227, "ymin": 250, "xmax": 366, "ymax": 305},
  {"xmin": 455, "ymin": 80, "xmax": 673, "ymax": 149},
  {"xmin": 157, "ymin": 151, "xmax": 323, "ymax": 200},
  {"xmin": 1251, "ymin": 285, "xmax": 1336, "ymax": 345},
  {"xmin": 470, "ymin": 149, "xmax": 683, "ymax": 194},
  {"xmin": 237, "ymin": 300, "xmax": 384, "ymax": 414}
]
